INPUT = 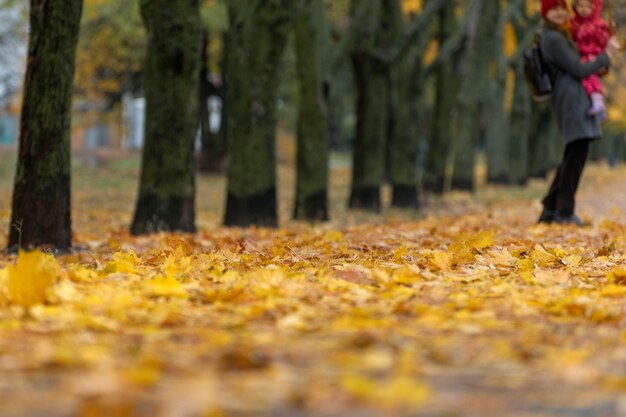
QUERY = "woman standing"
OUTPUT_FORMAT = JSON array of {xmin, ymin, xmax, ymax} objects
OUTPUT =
[{"xmin": 537, "ymin": 0, "xmax": 620, "ymax": 225}]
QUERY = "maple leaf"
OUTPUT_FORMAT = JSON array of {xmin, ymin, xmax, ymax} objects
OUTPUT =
[
  {"xmin": 6, "ymin": 250, "xmax": 61, "ymax": 308},
  {"xmin": 531, "ymin": 244, "xmax": 559, "ymax": 267},
  {"xmin": 146, "ymin": 275, "xmax": 188, "ymax": 298},
  {"xmin": 606, "ymin": 268, "xmax": 626, "ymax": 285},
  {"xmin": 429, "ymin": 250, "xmax": 451, "ymax": 271},
  {"xmin": 104, "ymin": 250, "xmax": 140, "ymax": 274}
]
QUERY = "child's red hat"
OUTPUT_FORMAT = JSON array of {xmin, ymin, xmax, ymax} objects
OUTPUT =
[{"xmin": 542, "ymin": 0, "xmax": 568, "ymax": 17}]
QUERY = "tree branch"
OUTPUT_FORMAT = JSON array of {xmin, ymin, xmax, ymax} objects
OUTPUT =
[
  {"xmin": 424, "ymin": 0, "xmax": 482, "ymax": 76},
  {"xmin": 386, "ymin": 0, "xmax": 449, "ymax": 65}
]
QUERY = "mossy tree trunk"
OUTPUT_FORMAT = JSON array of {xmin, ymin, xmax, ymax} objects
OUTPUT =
[
  {"xmin": 131, "ymin": 0, "xmax": 201, "ymax": 235},
  {"xmin": 486, "ymin": 5, "xmax": 513, "ymax": 185},
  {"xmin": 452, "ymin": 0, "xmax": 498, "ymax": 191},
  {"xmin": 488, "ymin": 0, "xmax": 539, "ymax": 184},
  {"xmin": 348, "ymin": 0, "xmax": 389, "ymax": 212},
  {"xmin": 8, "ymin": 0, "xmax": 83, "ymax": 252},
  {"xmin": 485, "ymin": 60, "xmax": 512, "ymax": 184},
  {"xmin": 508, "ymin": 64, "xmax": 532, "ymax": 184},
  {"xmin": 423, "ymin": 3, "xmax": 460, "ymax": 194},
  {"xmin": 293, "ymin": 0, "xmax": 329, "ymax": 221},
  {"xmin": 223, "ymin": 0, "xmax": 293, "ymax": 227},
  {"xmin": 389, "ymin": 7, "xmax": 432, "ymax": 208}
]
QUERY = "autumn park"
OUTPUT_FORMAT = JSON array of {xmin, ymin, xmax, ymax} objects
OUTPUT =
[{"xmin": 3, "ymin": 0, "xmax": 626, "ymax": 415}]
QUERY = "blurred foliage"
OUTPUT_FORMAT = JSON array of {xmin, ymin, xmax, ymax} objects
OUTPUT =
[
  {"xmin": 201, "ymin": 0, "xmax": 228, "ymax": 32},
  {"xmin": 76, "ymin": 0, "xmax": 145, "ymax": 107},
  {"xmin": 76, "ymin": 0, "xmax": 230, "ymax": 109},
  {"xmin": 68, "ymin": 0, "xmax": 624, "ymax": 139}
]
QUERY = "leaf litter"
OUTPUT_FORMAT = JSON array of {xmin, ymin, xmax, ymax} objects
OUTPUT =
[{"xmin": 1, "ymin": 166, "xmax": 626, "ymax": 416}]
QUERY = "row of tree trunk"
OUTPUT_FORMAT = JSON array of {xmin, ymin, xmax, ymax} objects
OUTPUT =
[{"xmin": 12, "ymin": 0, "xmax": 562, "ymax": 252}]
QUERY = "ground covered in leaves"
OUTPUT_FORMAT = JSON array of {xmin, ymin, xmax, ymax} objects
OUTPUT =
[{"xmin": 1, "ymin": 152, "xmax": 626, "ymax": 416}]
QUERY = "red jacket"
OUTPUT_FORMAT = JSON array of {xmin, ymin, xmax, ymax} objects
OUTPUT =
[{"xmin": 571, "ymin": 0, "xmax": 610, "ymax": 58}]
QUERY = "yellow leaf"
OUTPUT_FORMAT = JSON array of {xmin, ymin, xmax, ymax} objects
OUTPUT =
[
  {"xmin": 471, "ymin": 231, "xmax": 495, "ymax": 250},
  {"xmin": 104, "ymin": 251, "xmax": 140, "ymax": 274},
  {"xmin": 606, "ymin": 268, "xmax": 626, "ymax": 285},
  {"xmin": 147, "ymin": 275, "xmax": 187, "ymax": 298},
  {"xmin": 379, "ymin": 376, "xmax": 431, "ymax": 407},
  {"xmin": 123, "ymin": 364, "xmax": 161, "ymax": 387},
  {"xmin": 67, "ymin": 265, "xmax": 99, "ymax": 282},
  {"xmin": 430, "ymin": 251, "xmax": 451, "ymax": 271},
  {"xmin": 6, "ymin": 250, "xmax": 61, "ymax": 308},
  {"xmin": 341, "ymin": 374, "xmax": 377, "ymax": 398},
  {"xmin": 561, "ymin": 254, "xmax": 582, "ymax": 267},
  {"xmin": 601, "ymin": 284, "xmax": 626, "ymax": 298},
  {"xmin": 278, "ymin": 314, "xmax": 307, "ymax": 331},
  {"xmin": 324, "ymin": 230, "xmax": 344, "ymax": 242},
  {"xmin": 531, "ymin": 244, "xmax": 558, "ymax": 267},
  {"xmin": 392, "ymin": 264, "xmax": 422, "ymax": 285},
  {"xmin": 48, "ymin": 280, "xmax": 82, "ymax": 304}
]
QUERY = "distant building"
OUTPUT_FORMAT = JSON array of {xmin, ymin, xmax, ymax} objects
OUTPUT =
[
  {"xmin": 0, "ymin": 113, "xmax": 17, "ymax": 145},
  {"xmin": 122, "ymin": 93, "xmax": 145, "ymax": 149}
]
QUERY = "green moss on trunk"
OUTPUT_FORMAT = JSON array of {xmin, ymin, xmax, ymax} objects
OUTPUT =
[
  {"xmin": 8, "ymin": 0, "xmax": 83, "ymax": 252},
  {"xmin": 223, "ymin": 0, "xmax": 293, "ymax": 227},
  {"xmin": 389, "ymin": 1, "xmax": 431, "ymax": 208},
  {"xmin": 423, "ymin": 4, "xmax": 459, "ymax": 194},
  {"xmin": 293, "ymin": 0, "xmax": 329, "ymax": 221},
  {"xmin": 348, "ymin": 0, "xmax": 391, "ymax": 211},
  {"xmin": 131, "ymin": 0, "xmax": 201, "ymax": 235},
  {"xmin": 452, "ymin": 0, "xmax": 500, "ymax": 191},
  {"xmin": 508, "ymin": 60, "xmax": 532, "ymax": 185}
]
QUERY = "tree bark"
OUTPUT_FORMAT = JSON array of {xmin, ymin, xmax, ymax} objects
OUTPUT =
[
  {"xmin": 349, "ymin": 51, "xmax": 387, "ymax": 211},
  {"xmin": 223, "ymin": 0, "xmax": 292, "ymax": 227},
  {"xmin": 8, "ymin": 0, "xmax": 83, "ymax": 252},
  {"xmin": 508, "ymin": 55, "xmax": 532, "ymax": 185},
  {"xmin": 490, "ymin": 0, "xmax": 540, "ymax": 184},
  {"xmin": 423, "ymin": 3, "xmax": 460, "ymax": 194},
  {"xmin": 293, "ymin": 0, "xmax": 330, "ymax": 221},
  {"xmin": 131, "ymin": 0, "xmax": 201, "ymax": 235},
  {"xmin": 452, "ymin": 0, "xmax": 498, "ymax": 191},
  {"xmin": 348, "ymin": 0, "xmax": 396, "ymax": 211},
  {"xmin": 389, "ymin": 5, "xmax": 432, "ymax": 208}
]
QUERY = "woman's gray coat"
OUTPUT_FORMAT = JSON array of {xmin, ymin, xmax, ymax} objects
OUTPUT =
[{"xmin": 540, "ymin": 27, "xmax": 611, "ymax": 145}]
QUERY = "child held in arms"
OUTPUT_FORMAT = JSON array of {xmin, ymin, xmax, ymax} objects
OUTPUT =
[{"xmin": 571, "ymin": 0, "xmax": 611, "ymax": 119}]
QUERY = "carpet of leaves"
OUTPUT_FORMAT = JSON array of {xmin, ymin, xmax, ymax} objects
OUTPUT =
[{"xmin": 1, "ymin": 156, "xmax": 626, "ymax": 416}]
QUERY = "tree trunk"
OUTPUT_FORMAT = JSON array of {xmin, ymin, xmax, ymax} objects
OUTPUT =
[
  {"xmin": 349, "ymin": 52, "xmax": 387, "ymax": 210},
  {"xmin": 489, "ymin": 0, "xmax": 538, "ymax": 184},
  {"xmin": 131, "ymin": 0, "xmax": 201, "ymax": 235},
  {"xmin": 389, "ymin": 6, "xmax": 432, "ymax": 208},
  {"xmin": 508, "ymin": 58, "xmax": 532, "ymax": 185},
  {"xmin": 452, "ymin": 0, "xmax": 497, "ymax": 192},
  {"xmin": 293, "ymin": 0, "xmax": 330, "ymax": 221},
  {"xmin": 8, "ymin": 0, "xmax": 83, "ymax": 252},
  {"xmin": 485, "ymin": 83, "xmax": 510, "ymax": 184},
  {"xmin": 423, "ymin": 3, "xmax": 459, "ymax": 194},
  {"xmin": 484, "ymin": 1, "xmax": 512, "ymax": 185},
  {"xmin": 348, "ymin": 0, "xmax": 388, "ymax": 212},
  {"xmin": 223, "ymin": 0, "xmax": 292, "ymax": 227}
]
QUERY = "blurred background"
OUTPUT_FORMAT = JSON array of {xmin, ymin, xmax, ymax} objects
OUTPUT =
[{"xmin": 0, "ymin": 0, "xmax": 625, "ymax": 231}]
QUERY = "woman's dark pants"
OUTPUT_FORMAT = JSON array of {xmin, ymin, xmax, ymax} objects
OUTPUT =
[{"xmin": 542, "ymin": 138, "xmax": 591, "ymax": 216}]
